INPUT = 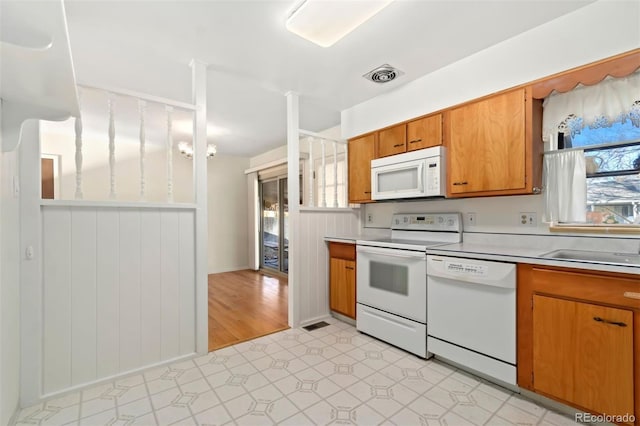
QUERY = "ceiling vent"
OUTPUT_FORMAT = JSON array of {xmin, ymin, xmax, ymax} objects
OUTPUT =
[{"xmin": 363, "ymin": 64, "xmax": 404, "ymax": 83}]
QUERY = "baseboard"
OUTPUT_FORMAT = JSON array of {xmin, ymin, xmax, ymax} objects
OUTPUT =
[
  {"xmin": 208, "ymin": 265, "xmax": 250, "ymax": 274},
  {"xmin": 330, "ymin": 311, "xmax": 356, "ymax": 326},
  {"xmin": 299, "ymin": 314, "xmax": 332, "ymax": 328},
  {"xmin": 258, "ymin": 268, "xmax": 288, "ymax": 279},
  {"xmin": 23, "ymin": 353, "xmax": 197, "ymax": 408},
  {"xmin": 8, "ymin": 399, "xmax": 20, "ymax": 426}
]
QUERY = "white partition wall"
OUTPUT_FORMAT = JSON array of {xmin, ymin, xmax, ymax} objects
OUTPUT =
[
  {"xmin": 41, "ymin": 206, "xmax": 196, "ymax": 395},
  {"xmin": 297, "ymin": 209, "xmax": 360, "ymax": 325},
  {"xmin": 19, "ymin": 64, "xmax": 208, "ymax": 404}
]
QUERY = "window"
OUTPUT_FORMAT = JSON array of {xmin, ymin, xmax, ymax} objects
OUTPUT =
[
  {"xmin": 584, "ymin": 141, "xmax": 640, "ymax": 225},
  {"xmin": 313, "ymin": 153, "xmax": 347, "ymax": 208},
  {"xmin": 542, "ymin": 71, "xmax": 640, "ymax": 227}
]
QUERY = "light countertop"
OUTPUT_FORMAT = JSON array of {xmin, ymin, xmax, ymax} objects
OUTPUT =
[
  {"xmin": 426, "ymin": 242, "xmax": 640, "ymax": 275},
  {"xmin": 325, "ymin": 232, "xmax": 640, "ymax": 275}
]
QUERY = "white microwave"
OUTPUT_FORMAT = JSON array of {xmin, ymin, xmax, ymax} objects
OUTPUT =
[{"xmin": 371, "ymin": 146, "xmax": 445, "ymax": 200}]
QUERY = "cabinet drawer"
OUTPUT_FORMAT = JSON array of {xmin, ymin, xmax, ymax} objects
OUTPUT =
[
  {"xmin": 531, "ymin": 266, "xmax": 640, "ymax": 310},
  {"xmin": 329, "ymin": 242, "xmax": 356, "ymax": 260}
]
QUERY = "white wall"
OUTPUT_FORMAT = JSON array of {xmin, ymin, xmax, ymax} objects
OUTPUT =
[
  {"xmin": 207, "ymin": 155, "xmax": 250, "ymax": 273},
  {"xmin": 41, "ymin": 206, "xmax": 196, "ymax": 396},
  {"xmin": 364, "ymin": 195, "xmax": 547, "ymax": 234},
  {"xmin": 344, "ymin": 0, "xmax": 640, "ymax": 235},
  {"xmin": 0, "ymin": 117, "xmax": 21, "ymax": 425},
  {"xmin": 297, "ymin": 210, "xmax": 361, "ymax": 325},
  {"xmin": 251, "ymin": 125, "xmax": 361, "ymax": 325},
  {"xmin": 41, "ymin": 131, "xmax": 194, "ymax": 203},
  {"xmin": 342, "ymin": 1, "xmax": 640, "ymax": 139},
  {"xmin": 40, "ymin": 129, "xmax": 250, "ymax": 273},
  {"xmin": 248, "ymin": 145, "xmax": 287, "ymax": 169}
]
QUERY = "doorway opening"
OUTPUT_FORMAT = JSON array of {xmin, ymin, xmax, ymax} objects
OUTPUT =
[{"xmin": 260, "ymin": 176, "xmax": 289, "ymax": 274}]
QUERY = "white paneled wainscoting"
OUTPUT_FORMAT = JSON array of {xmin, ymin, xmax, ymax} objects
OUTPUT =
[
  {"xmin": 40, "ymin": 205, "xmax": 196, "ymax": 396},
  {"xmin": 296, "ymin": 209, "xmax": 361, "ymax": 326}
]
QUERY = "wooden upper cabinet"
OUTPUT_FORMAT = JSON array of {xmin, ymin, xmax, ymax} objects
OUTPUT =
[
  {"xmin": 407, "ymin": 114, "xmax": 442, "ymax": 151},
  {"xmin": 348, "ymin": 133, "xmax": 376, "ymax": 203},
  {"xmin": 376, "ymin": 123, "xmax": 406, "ymax": 158},
  {"xmin": 446, "ymin": 88, "xmax": 542, "ymax": 197}
]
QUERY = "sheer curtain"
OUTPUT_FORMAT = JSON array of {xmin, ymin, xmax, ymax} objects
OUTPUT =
[
  {"xmin": 543, "ymin": 150, "xmax": 586, "ymax": 223},
  {"xmin": 542, "ymin": 71, "xmax": 640, "ymax": 143}
]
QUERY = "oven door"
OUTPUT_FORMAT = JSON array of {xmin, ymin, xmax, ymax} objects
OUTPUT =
[{"xmin": 356, "ymin": 245, "xmax": 427, "ymax": 323}]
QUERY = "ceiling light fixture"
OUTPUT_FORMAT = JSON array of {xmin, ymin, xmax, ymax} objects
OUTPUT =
[
  {"xmin": 286, "ymin": 0, "xmax": 394, "ymax": 47},
  {"xmin": 177, "ymin": 141, "xmax": 217, "ymax": 159}
]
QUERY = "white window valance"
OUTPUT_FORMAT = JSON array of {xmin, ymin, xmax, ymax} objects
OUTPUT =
[{"xmin": 542, "ymin": 71, "xmax": 640, "ymax": 141}]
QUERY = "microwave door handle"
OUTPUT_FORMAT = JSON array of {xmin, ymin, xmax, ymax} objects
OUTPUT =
[{"xmin": 418, "ymin": 163, "xmax": 424, "ymax": 192}]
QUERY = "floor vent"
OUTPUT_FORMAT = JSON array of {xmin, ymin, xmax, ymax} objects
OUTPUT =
[{"xmin": 303, "ymin": 321, "xmax": 330, "ymax": 331}]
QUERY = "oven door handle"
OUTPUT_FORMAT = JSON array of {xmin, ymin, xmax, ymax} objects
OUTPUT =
[{"xmin": 357, "ymin": 245, "xmax": 426, "ymax": 259}]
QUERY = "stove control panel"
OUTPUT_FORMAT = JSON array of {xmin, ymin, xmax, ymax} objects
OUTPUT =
[{"xmin": 391, "ymin": 213, "xmax": 462, "ymax": 232}]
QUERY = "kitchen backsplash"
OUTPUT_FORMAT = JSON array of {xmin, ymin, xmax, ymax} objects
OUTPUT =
[{"xmin": 363, "ymin": 194, "xmax": 639, "ymax": 239}]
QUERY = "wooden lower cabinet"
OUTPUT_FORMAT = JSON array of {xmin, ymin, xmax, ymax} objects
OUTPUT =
[
  {"xmin": 532, "ymin": 296, "xmax": 634, "ymax": 418},
  {"xmin": 518, "ymin": 264, "xmax": 640, "ymax": 425},
  {"xmin": 330, "ymin": 258, "xmax": 356, "ymax": 318},
  {"xmin": 328, "ymin": 242, "xmax": 356, "ymax": 319}
]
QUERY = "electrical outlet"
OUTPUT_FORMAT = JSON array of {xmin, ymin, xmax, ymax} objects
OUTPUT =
[
  {"xmin": 367, "ymin": 213, "xmax": 373, "ymax": 223},
  {"xmin": 464, "ymin": 212, "xmax": 477, "ymax": 227},
  {"xmin": 519, "ymin": 212, "xmax": 537, "ymax": 226}
]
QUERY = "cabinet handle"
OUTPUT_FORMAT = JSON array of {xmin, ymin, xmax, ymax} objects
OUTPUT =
[
  {"xmin": 364, "ymin": 191, "xmax": 371, "ymax": 194},
  {"xmin": 452, "ymin": 181, "xmax": 468, "ymax": 186},
  {"xmin": 593, "ymin": 316, "xmax": 627, "ymax": 327},
  {"xmin": 345, "ymin": 266, "xmax": 354, "ymax": 270},
  {"xmin": 393, "ymin": 143, "xmax": 404, "ymax": 148},
  {"xmin": 409, "ymin": 139, "xmax": 422, "ymax": 144}
]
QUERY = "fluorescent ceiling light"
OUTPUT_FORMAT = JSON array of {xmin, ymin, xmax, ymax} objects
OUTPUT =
[{"xmin": 286, "ymin": 0, "xmax": 394, "ymax": 47}]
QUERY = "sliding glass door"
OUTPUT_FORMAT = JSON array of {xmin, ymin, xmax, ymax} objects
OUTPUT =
[{"xmin": 260, "ymin": 177, "xmax": 289, "ymax": 273}]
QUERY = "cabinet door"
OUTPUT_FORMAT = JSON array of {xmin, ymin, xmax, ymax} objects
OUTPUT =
[
  {"xmin": 448, "ymin": 89, "xmax": 526, "ymax": 195},
  {"xmin": 330, "ymin": 258, "xmax": 356, "ymax": 319},
  {"xmin": 348, "ymin": 134, "xmax": 376, "ymax": 203},
  {"xmin": 532, "ymin": 295, "xmax": 634, "ymax": 417},
  {"xmin": 377, "ymin": 124, "xmax": 406, "ymax": 157},
  {"xmin": 407, "ymin": 114, "xmax": 442, "ymax": 151}
]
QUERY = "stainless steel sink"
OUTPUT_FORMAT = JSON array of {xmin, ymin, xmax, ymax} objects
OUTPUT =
[{"xmin": 541, "ymin": 249, "xmax": 640, "ymax": 265}]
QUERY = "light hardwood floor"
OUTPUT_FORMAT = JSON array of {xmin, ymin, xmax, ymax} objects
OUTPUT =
[{"xmin": 208, "ymin": 269, "xmax": 288, "ymax": 351}]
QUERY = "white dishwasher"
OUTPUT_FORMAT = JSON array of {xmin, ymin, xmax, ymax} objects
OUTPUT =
[{"xmin": 426, "ymin": 255, "xmax": 517, "ymax": 385}]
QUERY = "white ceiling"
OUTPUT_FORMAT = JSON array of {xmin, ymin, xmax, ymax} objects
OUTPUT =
[{"xmin": 59, "ymin": 0, "xmax": 595, "ymax": 157}]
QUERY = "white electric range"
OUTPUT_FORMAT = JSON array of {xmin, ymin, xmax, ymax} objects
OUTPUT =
[{"xmin": 355, "ymin": 213, "xmax": 462, "ymax": 358}]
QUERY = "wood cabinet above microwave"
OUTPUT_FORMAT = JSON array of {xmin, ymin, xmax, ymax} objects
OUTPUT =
[
  {"xmin": 446, "ymin": 88, "xmax": 543, "ymax": 197},
  {"xmin": 376, "ymin": 114, "xmax": 442, "ymax": 158}
]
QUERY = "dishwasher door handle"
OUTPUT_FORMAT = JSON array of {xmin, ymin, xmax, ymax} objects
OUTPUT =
[
  {"xmin": 427, "ymin": 256, "xmax": 516, "ymax": 288},
  {"xmin": 428, "ymin": 274, "xmax": 516, "ymax": 290}
]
